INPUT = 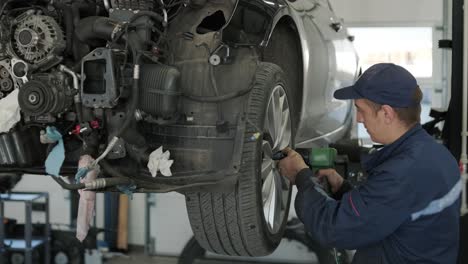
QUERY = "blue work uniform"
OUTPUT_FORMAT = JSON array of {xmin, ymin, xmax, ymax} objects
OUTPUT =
[{"xmin": 295, "ymin": 124, "xmax": 461, "ymax": 263}]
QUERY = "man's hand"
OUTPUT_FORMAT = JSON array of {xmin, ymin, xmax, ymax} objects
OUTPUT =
[
  {"xmin": 316, "ymin": 169, "xmax": 344, "ymax": 194},
  {"xmin": 278, "ymin": 147, "xmax": 309, "ymax": 184}
]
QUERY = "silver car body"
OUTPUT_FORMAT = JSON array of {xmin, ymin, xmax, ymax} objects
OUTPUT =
[{"xmin": 267, "ymin": 0, "xmax": 359, "ymax": 147}]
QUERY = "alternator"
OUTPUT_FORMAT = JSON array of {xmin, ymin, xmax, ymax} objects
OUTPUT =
[
  {"xmin": 0, "ymin": 21, "xmax": 8, "ymax": 56},
  {"xmin": 12, "ymin": 13, "xmax": 65, "ymax": 64}
]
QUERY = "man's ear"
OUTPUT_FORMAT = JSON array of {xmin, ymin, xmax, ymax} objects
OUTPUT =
[{"xmin": 381, "ymin": 105, "xmax": 396, "ymax": 124}]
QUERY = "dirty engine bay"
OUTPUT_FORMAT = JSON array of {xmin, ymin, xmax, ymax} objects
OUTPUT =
[{"xmin": 0, "ymin": 0, "xmax": 250, "ymax": 194}]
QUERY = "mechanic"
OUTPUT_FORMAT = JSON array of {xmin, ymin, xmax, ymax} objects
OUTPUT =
[{"xmin": 278, "ymin": 63, "xmax": 461, "ymax": 263}]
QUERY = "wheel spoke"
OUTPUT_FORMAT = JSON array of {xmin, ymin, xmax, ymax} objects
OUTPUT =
[
  {"xmin": 266, "ymin": 98, "xmax": 277, "ymax": 142},
  {"xmin": 273, "ymin": 171, "xmax": 283, "ymax": 228},
  {"xmin": 265, "ymin": 174, "xmax": 276, "ymax": 229},
  {"xmin": 277, "ymin": 108, "xmax": 291, "ymax": 150},
  {"xmin": 273, "ymin": 94, "xmax": 285, "ymax": 149},
  {"xmin": 262, "ymin": 175, "xmax": 270, "ymax": 204},
  {"xmin": 261, "ymin": 159, "xmax": 273, "ymax": 181},
  {"xmin": 272, "ymin": 90, "xmax": 282, "ymax": 146},
  {"xmin": 269, "ymin": 176, "xmax": 277, "ymax": 228},
  {"xmin": 262, "ymin": 172, "xmax": 276, "ymax": 226},
  {"xmin": 269, "ymin": 91, "xmax": 291, "ymax": 151}
]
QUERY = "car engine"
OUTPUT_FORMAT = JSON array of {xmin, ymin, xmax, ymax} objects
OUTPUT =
[{"xmin": 0, "ymin": 0, "xmax": 205, "ymax": 191}]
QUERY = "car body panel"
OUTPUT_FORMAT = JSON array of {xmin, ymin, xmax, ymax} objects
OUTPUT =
[{"xmin": 266, "ymin": 0, "xmax": 358, "ymax": 146}]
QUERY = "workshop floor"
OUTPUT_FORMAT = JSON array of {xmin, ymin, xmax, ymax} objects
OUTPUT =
[
  {"xmin": 103, "ymin": 239, "xmax": 322, "ymax": 263},
  {"xmin": 106, "ymin": 254, "xmax": 178, "ymax": 264},
  {"xmin": 102, "ymin": 246, "xmax": 178, "ymax": 264}
]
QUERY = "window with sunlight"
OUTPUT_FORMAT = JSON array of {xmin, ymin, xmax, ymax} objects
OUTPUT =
[
  {"xmin": 348, "ymin": 27, "xmax": 434, "ymax": 140},
  {"xmin": 348, "ymin": 27, "xmax": 433, "ymax": 78}
]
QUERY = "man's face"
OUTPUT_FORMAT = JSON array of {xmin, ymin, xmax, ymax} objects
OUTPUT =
[{"xmin": 355, "ymin": 99, "xmax": 386, "ymax": 143}]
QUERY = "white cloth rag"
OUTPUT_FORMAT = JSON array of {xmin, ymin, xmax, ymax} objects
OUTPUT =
[
  {"xmin": 0, "ymin": 89, "xmax": 20, "ymax": 133},
  {"xmin": 76, "ymin": 155, "xmax": 98, "ymax": 242},
  {"xmin": 147, "ymin": 146, "xmax": 174, "ymax": 177}
]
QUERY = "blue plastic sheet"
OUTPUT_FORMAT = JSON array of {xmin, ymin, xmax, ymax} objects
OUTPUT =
[
  {"xmin": 44, "ymin": 126, "xmax": 65, "ymax": 177},
  {"xmin": 75, "ymin": 167, "xmax": 90, "ymax": 182}
]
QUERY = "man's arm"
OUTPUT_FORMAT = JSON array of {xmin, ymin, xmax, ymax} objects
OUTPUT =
[
  {"xmin": 315, "ymin": 168, "xmax": 353, "ymax": 200},
  {"xmin": 293, "ymin": 168, "xmax": 410, "ymax": 250},
  {"xmin": 331, "ymin": 180, "xmax": 353, "ymax": 200}
]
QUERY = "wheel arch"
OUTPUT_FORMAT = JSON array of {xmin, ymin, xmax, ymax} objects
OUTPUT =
[{"xmin": 262, "ymin": 15, "xmax": 304, "ymax": 138}]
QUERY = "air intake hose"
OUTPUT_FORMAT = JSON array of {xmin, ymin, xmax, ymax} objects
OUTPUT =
[{"xmin": 75, "ymin": 16, "xmax": 120, "ymax": 44}]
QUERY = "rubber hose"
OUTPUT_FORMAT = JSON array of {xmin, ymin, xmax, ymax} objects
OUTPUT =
[
  {"xmin": 75, "ymin": 16, "xmax": 119, "ymax": 43},
  {"xmin": 52, "ymin": 176, "xmax": 85, "ymax": 190},
  {"xmin": 115, "ymin": 52, "xmax": 141, "ymax": 138}
]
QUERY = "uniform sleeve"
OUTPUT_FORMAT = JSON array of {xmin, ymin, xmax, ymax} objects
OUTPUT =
[
  {"xmin": 331, "ymin": 180, "xmax": 353, "ymax": 200},
  {"xmin": 294, "ymin": 168, "xmax": 411, "ymax": 249}
]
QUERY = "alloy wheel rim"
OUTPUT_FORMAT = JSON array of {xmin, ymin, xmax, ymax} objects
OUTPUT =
[{"xmin": 261, "ymin": 85, "xmax": 292, "ymax": 233}]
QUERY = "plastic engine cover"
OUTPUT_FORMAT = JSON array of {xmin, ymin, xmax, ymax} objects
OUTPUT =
[{"xmin": 139, "ymin": 64, "xmax": 181, "ymax": 118}]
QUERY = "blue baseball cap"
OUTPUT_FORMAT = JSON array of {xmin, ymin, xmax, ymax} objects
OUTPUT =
[{"xmin": 334, "ymin": 63, "xmax": 418, "ymax": 107}]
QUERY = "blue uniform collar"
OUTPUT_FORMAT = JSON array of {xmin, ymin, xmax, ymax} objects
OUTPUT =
[{"xmin": 361, "ymin": 124, "xmax": 423, "ymax": 171}]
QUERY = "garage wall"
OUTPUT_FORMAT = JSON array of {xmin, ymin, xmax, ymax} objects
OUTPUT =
[
  {"xmin": 8, "ymin": 175, "xmax": 147, "ymax": 246},
  {"xmin": 7, "ymin": 175, "xmax": 71, "ymax": 226},
  {"xmin": 329, "ymin": 0, "xmax": 450, "ymax": 110},
  {"xmin": 329, "ymin": 0, "xmax": 443, "ymax": 25}
]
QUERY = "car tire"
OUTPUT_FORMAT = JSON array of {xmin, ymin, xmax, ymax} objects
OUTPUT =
[
  {"xmin": 178, "ymin": 237, "xmax": 206, "ymax": 264},
  {"xmin": 0, "ymin": 173, "xmax": 22, "ymax": 193},
  {"xmin": 185, "ymin": 62, "xmax": 293, "ymax": 256},
  {"xmin": 178, "ymin": 231, "xmax": 351, "ymax": 264},
  {"xmin": 51, "ymin": 230, "xmax": 84, "ymax": 264}
]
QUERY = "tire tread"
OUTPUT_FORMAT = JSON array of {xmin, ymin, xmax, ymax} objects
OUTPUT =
[{"xmin": 186, "ymin": 63, "xmax": 291, "ymax": 256}]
